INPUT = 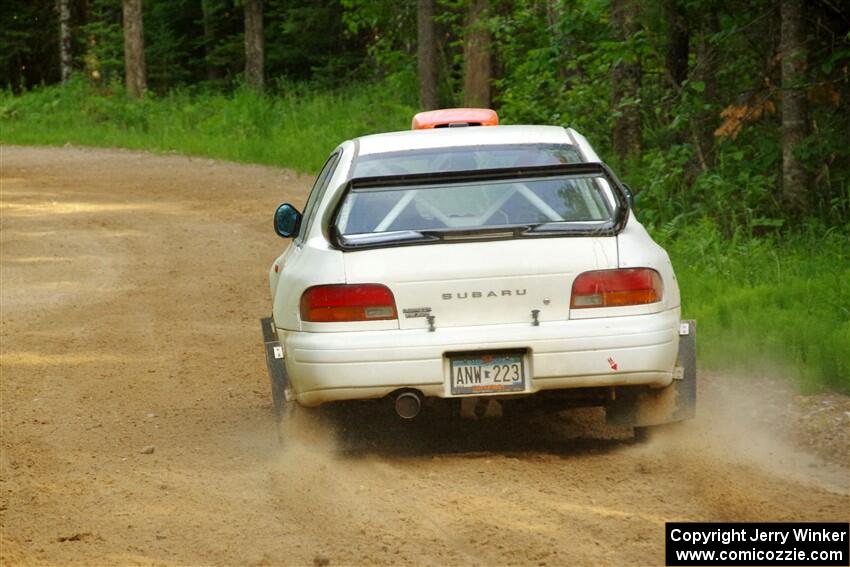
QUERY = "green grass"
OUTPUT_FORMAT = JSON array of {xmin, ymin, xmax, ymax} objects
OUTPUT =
[
  {"xmin": 661, "ymin": 221, "xmax": 849, "ymax": 393},
  {"xmin": 2, "ymin": 81, "xmax": 848, "ymax": 393},
  {"xmin": 0, "ymin": 79, "xmax": 416, "ymax": 172}
]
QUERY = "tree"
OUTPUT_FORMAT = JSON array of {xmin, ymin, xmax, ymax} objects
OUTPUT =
[
  {"xmin": 417, "ymin": 0, "xmax": 438, "ymax": 110},
  {"xmin": 780, "ymin": 0, "xmax": 808, "ymax": 214},
  {"xmin": 664, "ymin": 0, "xmax": 689, "ymax": 88},
  {"xmin": 58, "ymin": 0, "xmax": 72, "ymax": 83},
  {"xmin": 462, "ymin": 0, "xmax": 491, "ymax": 108},
  {"xmin": 200, "ymin": 0, "xmax": 222, "ymax": 82},
  {"xmin": 610, "ymin": 0, "xmax": 641, "ymax": 162},
  {"xmin": 694, "ymin": 7, "xmax": 720, "ymax": 167},
  {"xmin": 244, "ymin": 0, "xmax": 264, "ymax": 91},
  {"xmin": 122, "ymin": 0, "xmax": 146, "ymax": 97}
]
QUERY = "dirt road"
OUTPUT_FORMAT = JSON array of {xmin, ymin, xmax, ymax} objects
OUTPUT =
[{"xmin": 1, "ymin": 146, "xmax": 847, "ymax": 566}]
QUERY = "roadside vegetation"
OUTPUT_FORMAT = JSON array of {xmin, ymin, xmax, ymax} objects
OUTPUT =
[
  {"xmin": 1, "ymin": 0, "xmax": 848, "ymax": 392},
  {"xmin": 662, "ymin": 222, "xmax": 848, "ymax": 393},
  {"xmin": 0, "ymin": 79, "xmax": 414, "ymax": 172}
]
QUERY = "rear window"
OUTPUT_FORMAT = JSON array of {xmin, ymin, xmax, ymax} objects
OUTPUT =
[
  {"xmin": 334, "ymin": 169, "xmax": 619, "ymax": 248},
  {"xmin": 352, "ymin": 144, "xmax": 582, "ymax": 177}
]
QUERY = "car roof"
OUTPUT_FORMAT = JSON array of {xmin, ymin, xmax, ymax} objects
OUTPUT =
[{"xmin": 355, "ymin": 125, "xmax": 574, "ymax": 156}]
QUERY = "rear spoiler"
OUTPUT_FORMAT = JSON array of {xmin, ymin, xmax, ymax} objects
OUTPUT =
[{"xmin": 347, "ymin": 161, "xmax": 623, "ymax": 190}]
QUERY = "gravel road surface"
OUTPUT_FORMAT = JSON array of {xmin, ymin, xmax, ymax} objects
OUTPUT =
[{"xmin": 1, "ymin": 146, "xmax": 847, "ymax": 566}]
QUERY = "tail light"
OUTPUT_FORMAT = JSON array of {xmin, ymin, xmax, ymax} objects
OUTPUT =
[
  {"xmin": 571, "ymin": 268, "xmax": 662, "ymax": 309},
  {"xmin": 300, "ymin": 284, "xmax": 397, "ymax": 322}
]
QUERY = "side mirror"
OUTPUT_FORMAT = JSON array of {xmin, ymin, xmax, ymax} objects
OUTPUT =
[
  {"xmin": 274, "ymin": 203, "xmax": 302, "ymax": 238},
  {"xmin": 621, "ymin": 183, "xmax": 635, "ymax": 210}
]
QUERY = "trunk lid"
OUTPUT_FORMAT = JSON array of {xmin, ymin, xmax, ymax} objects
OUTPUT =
[{"xmin": 343, "ymin": 237, "xmax": 618, "ymax": 329}]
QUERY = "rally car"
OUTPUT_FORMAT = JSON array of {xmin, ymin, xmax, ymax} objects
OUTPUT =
[{"xmin": 262, "ymin": 108, "xmax": 696, "ymax": 437}]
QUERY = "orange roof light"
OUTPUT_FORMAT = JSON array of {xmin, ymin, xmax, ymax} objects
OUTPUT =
[{"xmin": 411, "ymin": 108, "xmax": 499, "ymax": 130}]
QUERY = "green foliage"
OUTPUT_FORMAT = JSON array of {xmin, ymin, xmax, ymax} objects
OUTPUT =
[
  {"xmin": 4, "ymin": 1, "xmax": 383, "ymax": 93},
  {"xmin": 489, "ymin": 0, "xmax": 850, "ymax": 232},
  {"xmin": 1, "ymin": 1, "xmax": 60, "ymax": 90},
  {"xmin": 79, "ymin": 0, "xmax": 124, "ymax": 84},
  {"xmin": 633, "ymin": 138, "xmax": 784, "ymax": 235},
  {"xmin": 78, "ymin": 0, "xmax": 211, "ymax": 90},
  {"xmin": 658, "ymin": 220, "xmax": 849, "ymax": 393},
  {"xmin": 341, "ymin": 0, "xmax": 415, "ymax": 69},
  {"xmin": 0, "ymin": 78, "xmax": 415, "ymax": 172},
  {"xmin": 492, "ymin": 0, "xmax": 614, "ymax": 152},
  {"xmin": 144, "ymin": 0, "xmax": 204, "ymax": 88}
]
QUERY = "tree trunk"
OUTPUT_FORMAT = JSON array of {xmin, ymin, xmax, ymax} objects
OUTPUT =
[
  {"xmin": 664, "ymin": 0, "xmax": 689, "ymax": 88},
  {"xmin": 201, "ymin": 0, "xmax": 221, "ymax": 82},
  {"xmin": 462, "ymin": 0, "xmax": 491, "ymax": 108},
  {"xmin": 780, "ymin": 0, "xmax": 808, "ymax": 214},
  {"xmin": 417, "ymin": 0, "xmax": 439, "ymax": 110},
  {"xmin": 122, "ymin": 0, "xmax": 146, "ymax": 98},
  {"xmin": 610, "ymin": 0, "xmax": 641, "ymax": 162},
  {"xmin": 244, "ymin": 0, "xmax": 264, "ymax": 91},
  {"xmin": 58, "ymin": 0, "xmax": 72, "ymax": 83},
  {"xmin": 695, "ymin": 9, "xmax": 719, "ymax": 167}
]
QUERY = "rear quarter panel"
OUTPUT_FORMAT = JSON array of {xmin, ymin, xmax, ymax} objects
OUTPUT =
[
  {"xmin": 270, "ymin": 144, "xmax": 355, "ymax": 331},
  {"xmin": 617, "ymin": 216, "xmax": 680, "ymax": 309}
]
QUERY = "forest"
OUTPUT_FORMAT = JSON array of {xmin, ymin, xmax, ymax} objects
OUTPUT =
[{"xmin": 1, "ymin": 0, "xmax": 848, "ymax": 392}]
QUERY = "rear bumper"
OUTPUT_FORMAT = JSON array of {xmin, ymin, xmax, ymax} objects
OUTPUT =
[{"xmin": 281, "ymin": 308, "xmax": 680, "ymax": 406}]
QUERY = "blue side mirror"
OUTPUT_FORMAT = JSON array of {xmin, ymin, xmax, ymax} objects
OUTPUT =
[
  {"xmin": 621, "ymin": 183, "xmax": 635, "ymax": 210},
  {"xmin": 274, "ymin": 203, "xmax": 302, "ymax": 238}
]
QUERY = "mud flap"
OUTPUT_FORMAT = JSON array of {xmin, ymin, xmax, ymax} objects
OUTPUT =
[
  {"xmin": 606, "ymin": 319, "xmax": 697, "ymax": 427},
  {"xmin": 260, "ymin": 316, "xmax": 289, "ymax": 419}
]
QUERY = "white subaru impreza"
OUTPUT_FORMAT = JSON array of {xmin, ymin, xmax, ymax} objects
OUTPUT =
[{"xmin": 262, "ymin": 108, "xmax": 695, "ymax": 436}]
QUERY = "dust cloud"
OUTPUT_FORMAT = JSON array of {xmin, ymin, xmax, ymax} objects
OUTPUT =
[{"xmin": 633, "ymin": 372, "xmax": 849, "ymax": 495}]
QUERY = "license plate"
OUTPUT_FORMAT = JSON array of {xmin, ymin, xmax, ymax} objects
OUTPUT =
[{"xmin": 449, "ymin": 352, "xmax": 526, "ymax": 395}]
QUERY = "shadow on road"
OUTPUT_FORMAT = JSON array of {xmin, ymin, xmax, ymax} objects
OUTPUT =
[{"xmin": 313, "ymin": 406, "xmax": 636, "ymax": 459}]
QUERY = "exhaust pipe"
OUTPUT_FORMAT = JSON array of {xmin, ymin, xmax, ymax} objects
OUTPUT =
[{"xmin": 394, "ymin": 392, "xmax": 422, "ymax": 420}]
